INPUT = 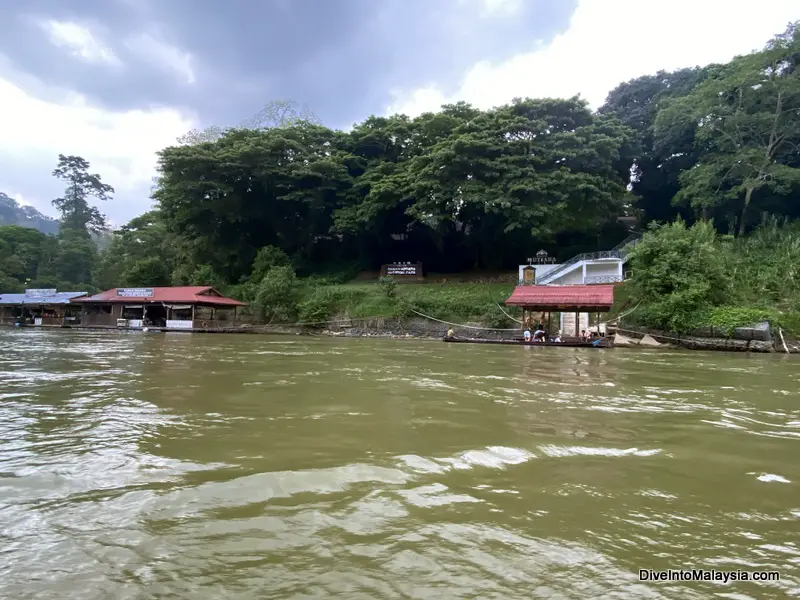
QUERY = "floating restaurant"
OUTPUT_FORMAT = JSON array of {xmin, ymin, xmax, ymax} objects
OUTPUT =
[
  {"xmin": 71, "ymin": 286, "xmax": 246, "ymax": 331},
  {"xmin": 0, "ymin": 289, "xmax": 87, "ymax": 327}
]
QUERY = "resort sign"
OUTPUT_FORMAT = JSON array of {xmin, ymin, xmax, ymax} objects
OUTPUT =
[
  {"xmin": 116, "ymin": 288, "xmax": 155, "ymax": 298},
  {"xmin": 527, "ymin": 250, "xmax": 557, "ymax": 265},
  {"xmin": 381, "ymin": 262, "xmax": 423, "ymax": 279}
]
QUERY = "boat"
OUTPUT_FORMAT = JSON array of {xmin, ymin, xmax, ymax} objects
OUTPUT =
[{"xmin": 443, "ymin": 336, "xmax": 612, "ymax": 348}]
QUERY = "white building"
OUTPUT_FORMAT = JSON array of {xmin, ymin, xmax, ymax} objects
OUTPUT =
[
  {"xmin": 517, "ymin": 252, "xmax": 625, "ymax": 287},
  {"xmin": 516, "ymin": 236, "xmax": 638, "ymax": 335}
]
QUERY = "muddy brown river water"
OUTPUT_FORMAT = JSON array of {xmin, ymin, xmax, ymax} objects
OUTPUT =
[{"xmin": 0, "ymin": 329, "xmax": 798, "ymax": 599}]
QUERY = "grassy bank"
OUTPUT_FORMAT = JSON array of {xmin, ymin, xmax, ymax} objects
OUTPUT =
[
  {"xmin": 294, "ymin": 280, "xmax": 520, "ymax": 327},
  {"xmin": 223, "ymin": 274, "xmax": 523, "ymax": 328}
]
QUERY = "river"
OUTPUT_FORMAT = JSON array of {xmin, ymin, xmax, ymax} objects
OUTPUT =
[{"xmin": 0, "ymin": 329, "xmax": 798, "ymax": 599}]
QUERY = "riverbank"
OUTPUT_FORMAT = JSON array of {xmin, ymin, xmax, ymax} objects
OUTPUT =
[
  {"xmin": 312, "ymin": 319, "xmax": 800, "ymax": 353},
  {"xmin": 5, "ymin": 318, "xmax": 799, "ymax": 353}
]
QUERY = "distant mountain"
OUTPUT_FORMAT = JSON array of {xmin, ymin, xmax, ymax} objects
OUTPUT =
[{"xmin": 0, "ymin": 192, "xmax": 59, "ymax": 235}]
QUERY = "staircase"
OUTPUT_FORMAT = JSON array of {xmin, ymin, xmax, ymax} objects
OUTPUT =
[{"xmin": 535, "ymin": 233, "xmax": 641, "ymax": 286}]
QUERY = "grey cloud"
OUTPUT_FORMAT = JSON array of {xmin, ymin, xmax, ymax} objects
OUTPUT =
[{"xmin": 0, "ymin": 0, "xmax": 577, "ymax": 223}]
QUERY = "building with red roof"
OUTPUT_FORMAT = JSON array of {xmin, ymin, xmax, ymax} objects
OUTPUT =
[
  {"xmin": 72, "ymin": 286, "xmax": 246, "ymax": 330},
  {"xmin": 505, "ymin": 284, "xmax": 617, "ymax": 339},
  {"xmin": 504, "ymin": 284, "xmax": 615, "ymax": 312}
]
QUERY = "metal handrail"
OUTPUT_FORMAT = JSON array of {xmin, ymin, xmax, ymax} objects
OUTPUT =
[
  {"xmin": 612, "ymin": 232, "xmax": 642, "ymax": 255},
  {"xmin": 537, "ymin": 250, "xmax": 622, "ymax": 283},
  {"xmin": 536, "ymin": 233, "xmax": 641, "ymax": 284}
]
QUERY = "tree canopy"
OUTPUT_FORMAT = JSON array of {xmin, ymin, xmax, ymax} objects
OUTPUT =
[{"xmin": 153, "ymin": 96, "xmax": 636, "ymax": 282}]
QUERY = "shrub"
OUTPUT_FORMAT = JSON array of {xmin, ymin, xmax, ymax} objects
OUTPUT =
[
  {"xmin": 482, "ymin": 304, "xmax": 514, "ymax": 329},
  {"xmin": 775, "ymin": 309, "xmax": 800, "ymax": 337},
  {"xmin": 297, "ymin": 288, "xmax": 344, "ymax": 325},
  {"xmin": 253, "ymin": 265, "xmax": 299, "ymax": 322},
  {"xmin": 377, "ymin": 275, "xmax": 397, "ymax": 298},
  {"xmin": 627, "ymin": 220, "xmax": 733, "ymax": 332},
  {"xmin": 702, "ymin": 306, "xmax": 780, "ymax": 336},
  {"xmin": 250, "ymin": 246, "xmax": 291, "ymax": 283}
]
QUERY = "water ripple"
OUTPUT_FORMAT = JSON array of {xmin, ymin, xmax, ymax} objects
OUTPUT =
[{"xmin": 1, "ymin": 329, "xmax": 798, "ymax": 598}]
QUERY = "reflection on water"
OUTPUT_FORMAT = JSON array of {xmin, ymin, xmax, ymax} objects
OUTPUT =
[{"xmin": 1, "ymin": 329, "xmax": 799, "ymax": 599}]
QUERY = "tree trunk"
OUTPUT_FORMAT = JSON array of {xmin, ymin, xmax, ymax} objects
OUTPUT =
[{"xmin": 738, "ymin": 187, "xmax": 754, "ymax": 237}]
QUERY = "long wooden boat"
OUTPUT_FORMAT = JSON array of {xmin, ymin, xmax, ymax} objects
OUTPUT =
[{"xmin": 443, "ymin": 336, "xmax": 611, "ymax": 348}]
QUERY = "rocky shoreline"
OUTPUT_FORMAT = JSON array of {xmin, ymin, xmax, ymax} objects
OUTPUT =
[
  {"xmin": 18, "ymin": 315, "xmax": 795, "ymax": 353},
  {"xmin": 265, "ymin": 317, "xmax": 800, "ymax": 353}
]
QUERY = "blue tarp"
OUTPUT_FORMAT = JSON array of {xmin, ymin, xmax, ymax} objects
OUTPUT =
[{"xmin": 0, "ymin": 292, "xmax": 87, "ymax": 305}]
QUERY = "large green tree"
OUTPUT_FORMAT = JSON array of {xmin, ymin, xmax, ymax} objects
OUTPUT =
[
  {"xmin": 600, "ymin": 66, "xmax": 713, "ymax": 224},
  {"xmin": 655, "ymin": 22, "xmax": 800, "ymax": 235},
  {"xmin": 156, "ymin": 122, "xmax": 353, "ymax": 282},
  {"xmin": 0, "ymin": 226, "xmax": 52, "ymax": 290},
  {"xmin": 52, "ymin": 154, "xmax": 113, "ymax": 235},
  {"xmin": 49, "ymin": 154, "xmax": 114, "ymax": 286}
]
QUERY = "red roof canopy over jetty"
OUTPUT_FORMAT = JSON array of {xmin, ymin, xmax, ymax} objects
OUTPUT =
[
  {"xmin": 72, "ymin": 286, "xmax": 246, "ymax": 307},
  {"xmin": 505, "ymin": 284, "xmax": 615, "ymax": 312}
]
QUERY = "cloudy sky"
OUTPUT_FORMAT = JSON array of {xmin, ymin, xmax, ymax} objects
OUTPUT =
[{"xmin": 0, "ymin": 0, "xmax": 797, "ymax": 226}]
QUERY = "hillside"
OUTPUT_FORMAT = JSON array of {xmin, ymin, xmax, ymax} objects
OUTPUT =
[{"xmin": 0, "ymin": 192, "xmax": 59, "ymax": 235}]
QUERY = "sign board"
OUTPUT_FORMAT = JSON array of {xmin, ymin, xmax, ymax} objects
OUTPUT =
[
  {"xmin": 167, "ymin": 320, "xmax": 193, "ymax": 330},
  {"xmin": 386, "ymin": 265, "xmax": 418, "ymax": 276},
  {"xmin": 522, "ymin": 266, "xmax": 536, "ymax": 284},
  {"xmin": 25, "ymin": 289, "xmax": 57, "ymax": 298},
  {"xmin": 527, "ymin": 249, "xmax": 557, "ymax": 265},
  {"xmin": 381, "ymin": 262, "xmax": 423, "ymax": 279},
  {"xmin": 116, "ymin": 288, "xmax": 154, "ymax": 298}
]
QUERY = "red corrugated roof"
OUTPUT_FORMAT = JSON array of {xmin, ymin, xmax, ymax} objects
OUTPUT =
[
  {"xmin": 505, "ymin": 284, "xmax": 615, "ymax": 308},
  {"xmin": 72, "ymin": 286, "xmax": 246, "ymax": 306}
]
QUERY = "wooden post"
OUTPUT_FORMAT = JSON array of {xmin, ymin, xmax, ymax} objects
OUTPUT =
[
  {"xmin": 574, "ymin": 311, "xmax": 580, "ymax": 337},
  {"xmin": 191, "ymin": 304, "xmax": 196, "ymax": 329}
]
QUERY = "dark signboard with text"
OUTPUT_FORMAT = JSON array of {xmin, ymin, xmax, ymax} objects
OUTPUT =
[{"xmin": 380, "ymin": 262, "xmax": 423, "ymax": 279}]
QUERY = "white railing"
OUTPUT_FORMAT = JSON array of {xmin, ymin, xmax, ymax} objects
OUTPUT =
[
  {"xmin": 584, "ymin": 275, "xmax": 623, "ymax": 284},
  {"xmin": 537, "ymin": 250, "xmax": 622, "ymax": 283}
]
